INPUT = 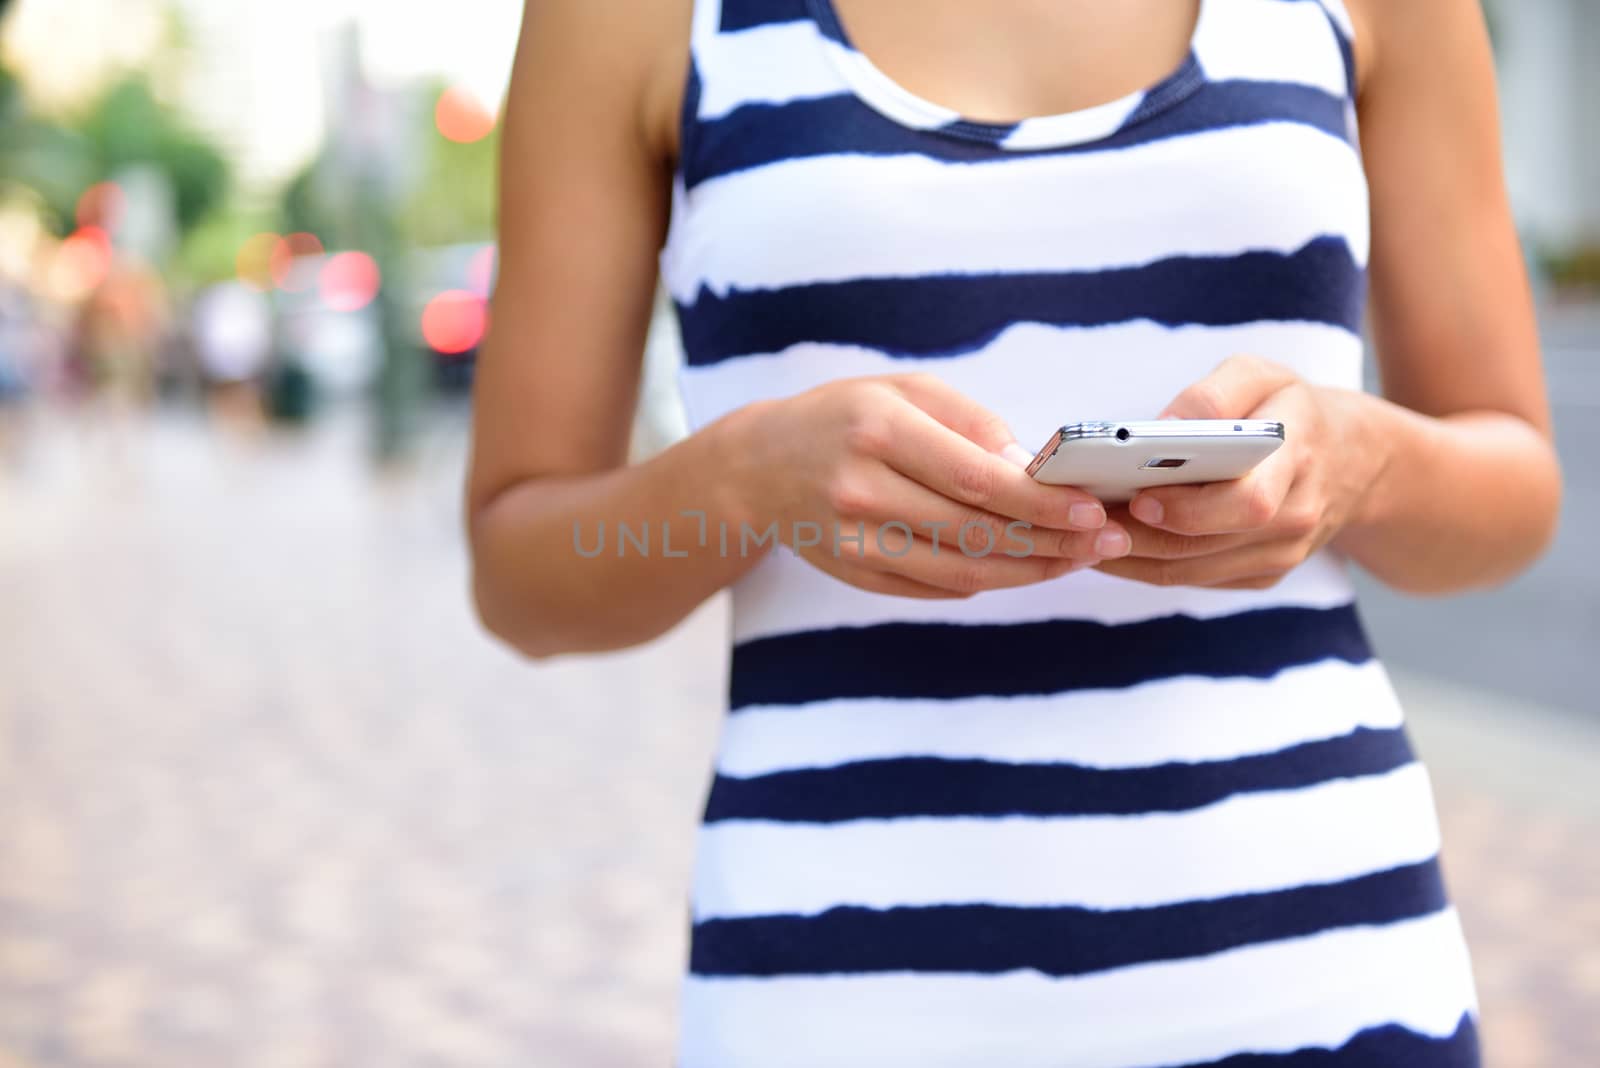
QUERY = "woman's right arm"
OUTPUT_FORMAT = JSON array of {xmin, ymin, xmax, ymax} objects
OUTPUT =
[{"xmin": 467, "ymin": 0, "xmax": 1123, "ymax": 660}]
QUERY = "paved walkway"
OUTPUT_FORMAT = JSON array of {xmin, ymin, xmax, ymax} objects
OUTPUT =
[{"xmin": 0, "ymin": 406, "xmax": 1594, "ymax": 1067}]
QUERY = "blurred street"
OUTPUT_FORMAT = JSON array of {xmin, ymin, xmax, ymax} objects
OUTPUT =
[{"xmin": 1, "ymin": 386, "xmax": 1597, "ymax": 1068}]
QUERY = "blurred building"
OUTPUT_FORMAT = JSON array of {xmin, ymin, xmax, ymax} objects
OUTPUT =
[{"xmin": 1492, "ymin": 1, "xmax": 1600, "ymax": 249}]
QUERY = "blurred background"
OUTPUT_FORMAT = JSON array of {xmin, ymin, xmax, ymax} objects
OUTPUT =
[{"xmin": 0, "ymin": 0, "xmax": 1594, "ymax": 1066}]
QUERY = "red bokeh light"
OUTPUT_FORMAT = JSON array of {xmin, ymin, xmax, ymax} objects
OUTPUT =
[
  {"xmin": 421, "ymin": 290, "xmax": 487, "ymax": 354},
  {"xmin": 319, "ymin": 251, "xmax": 381, "ymax": 312},
  {"xmin": 54, "ymin": 226, "xmax": 114, "ymax": 299},
  {"xmin": 435, "ymin": 87, "xmax": 496, "ymax": 144},
  {"xmin": 75, "ymin": 182, "xmax": 126, "ymax": 233},
  {"xmin": 467, "ymin": 245, "xmax": 497, "ymax": 298},
  {"xmin": 237, "ymin": 232, "xmax": 285, "ymax": 291}
]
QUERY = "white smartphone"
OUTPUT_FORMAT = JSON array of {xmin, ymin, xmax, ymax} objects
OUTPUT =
[{"xmin": 1027, "ymin": 420, "xmax": 1285, "ymax": 503}]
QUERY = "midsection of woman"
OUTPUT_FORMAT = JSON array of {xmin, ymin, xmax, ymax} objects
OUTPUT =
[
  {"xmin": 470, "ymin": 0, "xmax": 1557, "ymax": 1065},
  {"xmin": 662, "ymin": 2, "xmax": 1478, "ymax": 1064}
]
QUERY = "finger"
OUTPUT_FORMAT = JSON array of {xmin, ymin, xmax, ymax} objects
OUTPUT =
[
  {"xmin": 800, "ymin": 550, "xmax": 976, "ymax": 600},
  {"xmin": 1127, "ymin": 448, "xmax": 1296, "ymax": 535},
  {"xmin": 888, "ymin": 373, "xmax": 1022, "ymax": 455},
  {"xmin": 841, "ymin": 466, "xmax": 1126, "ymax": 560},
  {"xmin": 1107, "ymin": 506, "xmax": 1253, "ymax": 560},
  {"xmin": 879, "ymin": 400, "xmax": 1109, "ymax": 531},
  {"xmin": 1159, "ymin": 354, "xmax": 1300, "ymax": 420},
  {"xmin": 1093, "ymin": 536, "xmax": 1305, "ymax": 588},
  {"xmin": 828, "ymin": 528, "xmax": 1086, "ymax": 594}
]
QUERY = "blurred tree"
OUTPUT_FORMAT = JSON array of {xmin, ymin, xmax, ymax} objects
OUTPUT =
[
  {"xmin": 397, "ymin": 109, "xmax": 498, "ymax": 249},
  {"xmin": 0, "ymin": 62, "xmax": 97, "ymax": 231},
  {"xmin": 0, "ymin": 65, "xmax": 227, "ymax": 241},
  {"xmin": 76, "ymin": 75, "xmax": 227, "ymax": 234}
]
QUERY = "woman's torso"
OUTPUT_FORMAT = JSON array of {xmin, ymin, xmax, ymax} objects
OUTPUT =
[{"xmin": 652, "ymin": 1, "xmax": 1480, "ymax": 1064}]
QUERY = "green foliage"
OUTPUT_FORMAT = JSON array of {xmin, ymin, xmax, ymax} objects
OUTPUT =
[
  {"xmin": 174, "ymin": 203, "xmax": 276, "ymax": 285},
  {"xmin": 77, "ymin": 75, "xmax": 228, "ymax": 232},
  {"xmin": 1541, "ymin": 243, "xmax": 1600, "ymax": 295},
  {"xmin": 0, "ymin": 63, "xmax": 95, "ymax": 232},
  {"xmin": 396, "ymin": 84, "xmax": 498, "ymax": 248},
  {"xmin": 0, "ymin": 65, "xmax": 229, "ymax": 240}
]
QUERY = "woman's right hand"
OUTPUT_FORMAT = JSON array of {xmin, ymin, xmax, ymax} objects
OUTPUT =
[{"xmin": 717, "ymin": 373, "xmax": 1132, "ymax": 599}]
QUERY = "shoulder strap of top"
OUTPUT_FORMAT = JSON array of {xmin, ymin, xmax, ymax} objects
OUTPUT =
[{"xmin": 1306, "ymin": 0, "xmax": 1359, "ymax": 101}]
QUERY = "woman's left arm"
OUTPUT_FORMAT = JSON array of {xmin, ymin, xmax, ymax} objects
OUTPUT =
[{"xmin": 1097, "ymin": 0, "xmax": 1561, "ymax": 595}]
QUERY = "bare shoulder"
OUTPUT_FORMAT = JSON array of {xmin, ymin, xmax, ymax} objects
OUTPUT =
[
  {"xmin": 1342, "ymin": 0, "xmax": 1493, "ymax": 100},
  {"xmin": 510, "ymin": 0, "xmax": 694, "ymax": 169}
]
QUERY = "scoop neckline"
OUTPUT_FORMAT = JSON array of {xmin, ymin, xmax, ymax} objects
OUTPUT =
[{"xmin": 804, "ymin": 0, "xmax": 1211, "ymax": 149}]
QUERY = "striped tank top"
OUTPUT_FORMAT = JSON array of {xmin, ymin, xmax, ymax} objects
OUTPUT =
[{"xmin": 657, "ymin": 0, "xmax": 1482, "ymax": 1064}]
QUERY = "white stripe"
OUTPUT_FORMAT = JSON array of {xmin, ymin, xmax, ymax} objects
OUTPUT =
[
  {"xmin": 727, "ymin": 546, "xmax": 1356, "ymax": 646},
  {"xmin": 696, "ymin": 22, "xmax": 848, "ymax": 121},
  {"xmin": 1310, "ymin": 0, "xmax": 1357, "ymax": 43},
  {"xmin": 1194, "ymin": 0, "xmax": 1349, "ymax": 98},
  {"xmin": 716, "ymin": 658, "xmax": 1404, "ymax": 777},
  {"xmin": 998, "ymin": 92, "xmax": 1146, "ymax": 151},
  {"xmin": 692, "ymin": 762, "xmax": 1441, "ymax": 919},
  {"xmin": 665, "ymin": 122, "xmax": 1369, "ymax": 301},
  {"xmin": 689, "ymin": 0, "xmax": 723, "ymax": 55},
  {"xmin": 677, "ymin": 908, "xmax": 1476, "ymax": 1067},
  {"xmin": 677, "ymin": 317, "xmax": 1362, "ymax": 433}
]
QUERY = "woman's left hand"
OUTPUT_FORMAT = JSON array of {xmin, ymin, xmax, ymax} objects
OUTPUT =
[{"xmin": 1094, "ymin": 355, "xmax": 1387, "ymax": 591}]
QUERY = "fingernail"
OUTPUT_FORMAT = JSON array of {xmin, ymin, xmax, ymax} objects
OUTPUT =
[
  {"xmin": 1067, "ymin": 502, "xmax": 1106, "ymax": 529},
  {"xmin": 1131, "ymin": 496, "xmax": 1164, "ymax": 526},
  {"xmin": 1001, "ymin": 442, "xmax": 1034, "ymax": 469},
  {"xmin": 1095, "ymin": 528, "xmax": 1131, "ymax": 558}
]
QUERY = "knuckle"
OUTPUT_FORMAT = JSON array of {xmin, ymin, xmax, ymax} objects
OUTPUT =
[
  {"xmin": 1244, "ymin": 482, "xmax": 1279, "ymax": 527},
  {"xmin": 1157, "ymin": 498, "xmax": 1194, "ymax": 534},
  {"xmin": 1151, "ymin": 560, "xmax": 1186, "ymax": 587},
  {"xmin": 825, "ymin": 474, "xmax": 874, "ymax": 516},
  {"xmin": 951, "ymin": 509, "xmax": 1001, "ymax": 553},
  {"xmin": 1182, "ymin": 382, "xmax": 1227, "ymax": 420},
  {"xmin": 1150, "ymin": 531, "xmax": 1195, "ymax": 559},
  {"xmin": 843, "ymin": 411, "xmax": 892, "ymax": 457},
  {"xmin": 948, "ymin": 560, "xmax": 991, "ymax": 595},
  {"xmin": 1054, "ymin": 528, "xmax": 1089, "ymax": 559},
  {"xmin": 1279, "ymin": 504, "xmax": 1319, "ymax": 538},
  {"xmin": 949, "ymin": 459, "xmax": 998, "ymax": 507},
  {"xmin": 973, "ymin": 411, "xmax": 1011, "ymax": 445}
]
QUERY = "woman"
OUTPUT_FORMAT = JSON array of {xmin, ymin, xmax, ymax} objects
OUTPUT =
[{"xmin": 467, "ymin": 0, "xmax": 1560, "ymax": 1063}]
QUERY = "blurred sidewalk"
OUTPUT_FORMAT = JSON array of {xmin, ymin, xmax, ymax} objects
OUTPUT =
[{"xmin": 0, "ymin": 404, "xmax": 1595, "ymax": 1067}]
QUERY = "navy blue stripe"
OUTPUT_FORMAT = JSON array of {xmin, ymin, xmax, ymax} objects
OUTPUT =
[
  {"xmin": 718, "ymin": 0, "xmax": 809, "ymax": 34},
  {"xmin": 1167, "ymin": 1013, "xmax": 1480, "ymax": 1067},
  {"xmin": 685, "ymin": 79, "xmax": 1347, "ymax": 189},
  {"xmin": 730, "ymin": 604, "xmax": 1372, "ymax": 710},
  {"xmin": 689, "ymin": 859, "xmax": 1448, "ymax": 977},
  {"xmin": 679, "ymin": 236, "xmax": 1363, "ymax": 366},
  {"xmin": 676, "ymin": 59, "xmax": 703, "ymax": 184},
  {"xmin": 703, "ymin": 726, "xmax": 1414, "ymax": 823},
  {"xmin": 1120, "ymin": 52, "xmax": 1208, "ymax": 128},
  {"xmin": 802, "ymin": 0, "xmax": 858, "ymax": 47}
]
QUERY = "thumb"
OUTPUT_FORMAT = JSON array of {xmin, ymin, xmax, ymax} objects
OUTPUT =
[{"xmin": 1160, "ymin": 355, "xmax": 1299, "ymax": 420}]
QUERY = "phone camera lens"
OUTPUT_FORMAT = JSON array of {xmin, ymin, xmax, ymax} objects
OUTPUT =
[{"xmin": 1115, "ymin": 427, "xmax": 1130, "ymax": 442}]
